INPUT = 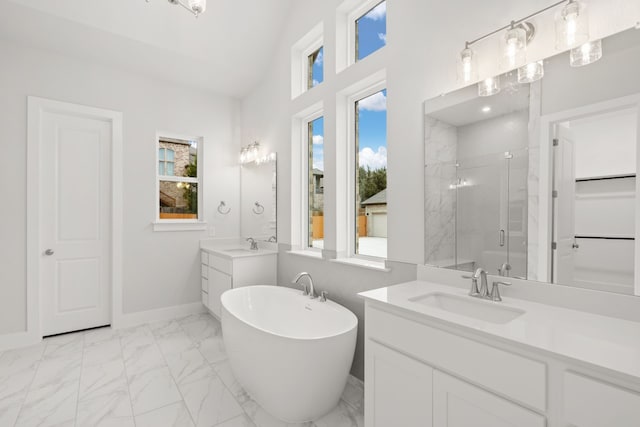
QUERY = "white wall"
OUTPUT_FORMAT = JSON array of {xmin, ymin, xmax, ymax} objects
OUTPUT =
[
  {"xmin": 240, "ymin": 0, "xmax": 639, "ymax": 379},
  {"xmin": 0, "ymin": 39, "xmax": 241, "ymax": 334}
]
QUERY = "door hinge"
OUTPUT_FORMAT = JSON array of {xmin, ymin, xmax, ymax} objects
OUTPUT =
[
  {"xmin": 552, "ymin": 190, "xmax": 558, "ymax": 198},
  {"xmin": 552, "ymin": 242, "xmax": 557, "ymax": 250},
  {"xmin": 553, "ymin": 138, "xmax": 559, "ymax": 146}
]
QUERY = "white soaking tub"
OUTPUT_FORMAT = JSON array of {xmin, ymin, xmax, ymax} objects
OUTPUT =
[{"xmin": 221, "ymin": 285, "xmax": 357, "ymax": 422}]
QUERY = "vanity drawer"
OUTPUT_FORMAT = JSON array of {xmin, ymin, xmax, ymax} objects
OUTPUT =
[
  {"xmin": 564, "ymin": 372, "xmax": 640, "ymax": 427},
  {"xmin": 366, "ymin": 305, "xmax": 546, "ymax": 412},
  {"xmin": 201, "ymin": 264, "xmax": 208, "ymax": 279},
  {"xmin": 210, "ymin": 255, "xmax": 232, "ymax": 275},
  {"xmin": 201, "ymin": 251, "xmax": 209, "ymax": 265}
]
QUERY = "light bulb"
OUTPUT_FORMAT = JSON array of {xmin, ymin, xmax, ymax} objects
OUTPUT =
[
  {"xmin": 458, "ymin": 45, "xmax": 477, "ymax": 84},
  {"xmin": 501, "ymin": 25, "xmax": 527, "ymax": 70},
  {"xmin": 555, "ymin": 1, "xmax": 589, "ymax": 50},
  {"xmin": 517, "ymin": 61, "xmax": 544, "ymax": 83},
  {"xmin": 570, "ymin": 39, "xmax": 602, "ymax": 67},
  {"xmin": 478, "ymin": 76, "xmax": 501, "ymax": 97}
]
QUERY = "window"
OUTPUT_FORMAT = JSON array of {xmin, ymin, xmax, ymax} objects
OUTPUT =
[
  {"xmin": 355, "ymin": 89, "xmax": 387, "ymax": 258},
  {"xmin": 157, "ymin": 136, "xmax": 201, "ymax": 221},
  {"xmin": 308, "ymin": 46, "xmax": 324, "ymax": 89},
  {"xmin": 158, "ymin": 148, "xmax": 175, "ymax": 176},
  {"xmin": 356, "ymin": 1, "xmax": 386, "ymax": 61},
  {"xmin": 308, "ymin": 116, "xmax": 324, "ymax": 249}
]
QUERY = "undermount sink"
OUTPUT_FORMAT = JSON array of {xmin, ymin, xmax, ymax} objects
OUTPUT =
[
  {"xmin": 408, "ymin": 292, "xmax": 525, "ymax": 324},
  {"xmin": 224, "ymin": 248, "xmax": 254, "ymax": 253}
]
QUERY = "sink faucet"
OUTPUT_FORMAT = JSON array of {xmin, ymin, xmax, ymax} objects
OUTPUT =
[
  {"xmin": 292, "ymin": 272, "xmax": 317, "ymax": 299},
  {"xmin": 267, "ymin": 235, "xmax": 277, "ymax": 242},
  {"xmin": 473, "ymin": 267, "xmax": 489, "ymax": 298},
  {"xmin": 498, "ymin": 262, "xmax": 512, "ymax": 277},
  {"xmin": 246, "ymin": 237, "xmax": 258, "ymax": 250}
]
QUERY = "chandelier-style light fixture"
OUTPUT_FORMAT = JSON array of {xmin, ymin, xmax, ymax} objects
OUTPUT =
[
  {"xmin": 457, "ymin": 0, "xmax": 600, "ymax": 97},
  {"xmin": 147, "ymin": 0, "xmax": 207, "ymax": 18}
]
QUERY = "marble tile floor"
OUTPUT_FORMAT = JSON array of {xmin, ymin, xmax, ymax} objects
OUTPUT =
[{"xmin": 0, "ymin": 313, "xmax": 364, "ymax": 427}]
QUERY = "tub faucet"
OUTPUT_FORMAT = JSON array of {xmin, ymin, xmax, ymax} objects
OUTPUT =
[
  {"xmin": 292, "ymin": 272, "xmax": 317, "ymax": 299},
  {"xmin": 246, "ymin": 237, "xmax": 258, "ymax": 250}
]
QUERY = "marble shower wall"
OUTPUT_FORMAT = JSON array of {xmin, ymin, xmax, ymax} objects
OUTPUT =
[{"xmin": 424, "ymin": 116, "xmax": 457, "ymax": 266}]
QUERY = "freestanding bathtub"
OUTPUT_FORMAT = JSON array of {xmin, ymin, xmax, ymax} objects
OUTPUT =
[{"xmin": 221, "ymin": 285, "xmax": 358, "ymax": 423}]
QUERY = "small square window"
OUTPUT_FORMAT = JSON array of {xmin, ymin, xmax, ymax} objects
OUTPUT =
[
  {"xmin": 308, "ymin": 46, "xmax": 324, "ymax": 89},
  {"xmin": 356, "ymin": 1, "xmax": 386, "ymax": 61}
]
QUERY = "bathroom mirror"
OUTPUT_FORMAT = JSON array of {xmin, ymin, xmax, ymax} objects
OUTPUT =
[
  {"xmin": 424, "ymin": 27, "xmax": 640, "ymax": 296},
  {"xmin": 240, "ymin": 155, "xmax": 277, "ymax": 240}
]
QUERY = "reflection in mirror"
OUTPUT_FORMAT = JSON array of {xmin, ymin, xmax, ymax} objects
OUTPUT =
[
  {"xmin": 240, "ymin": 155, "xmax": 277, "ymax": 241},
  {"xmin": 425, "ymin": 28, "xmax": 640, "ymax": 296}
]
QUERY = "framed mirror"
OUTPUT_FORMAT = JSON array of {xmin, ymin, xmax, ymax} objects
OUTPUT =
[
  {"xmin": 424, "ymin": 27, "xmax": 640, "ymax": 296},
  {"xmin": 240, "ymin": 155, "xmax": 277, "ymax": 241}
]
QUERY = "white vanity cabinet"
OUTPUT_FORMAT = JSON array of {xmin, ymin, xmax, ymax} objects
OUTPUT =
[
  {"xmin": 365, "ymin": 305, "xmax": 545, "ymax": 427},
  {"xmin": 200, "ymin": 249, "xmax": 277, "ymax": 319},
  {"xmin": 364, "ymin": 299, "xmax": 640, "ymax": 427}
]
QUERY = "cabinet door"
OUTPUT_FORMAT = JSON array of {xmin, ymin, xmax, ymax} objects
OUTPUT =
[
  {"xmin": 563, "ymin": 372, "xmax": 640, "ymax": 427},
  {"xmin": 433, "ymin": 371, "xmax": 545, "ymax": 427},
  {"xmin": 208, "ymin": 267, "xmax": 232, "ymax": 318},
  {"xmin": 365, "ymin": 340, "xmax": 433, "ymax": 427}
]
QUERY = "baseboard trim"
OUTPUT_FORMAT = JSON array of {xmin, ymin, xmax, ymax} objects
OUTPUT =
[
  {"xmin": 0, "ymin": 330, "xmax": 41, "ymax": 353},
  {"xmin": 114, "ymin": 302, "xmax": 206, "ymax": 329}
]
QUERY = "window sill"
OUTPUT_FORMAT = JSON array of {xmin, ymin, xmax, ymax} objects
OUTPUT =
[
  {"xmin": 286, "ymin": 250, "xmax": 323, "ymax": 259},
  {"xmin": 330, "ymin": 257, "xmax": 390, "ymax": 272},
  {"xmin": 152, "ymin": 221, "xmax": 207, "ymax": 232}
]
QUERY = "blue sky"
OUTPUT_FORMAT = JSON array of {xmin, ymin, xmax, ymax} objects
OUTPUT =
[{"xmin": 311, "ymin": 1, "xmax": 387, "ymax": 172}]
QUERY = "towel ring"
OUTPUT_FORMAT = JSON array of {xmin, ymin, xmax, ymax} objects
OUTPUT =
[
  {"xmin": 217, "ymin": 201, "xmax": 231, "ymax": 215},
  {"xmin": 252, "ymin": 202, "xmax": 265, "ymax": 215}
]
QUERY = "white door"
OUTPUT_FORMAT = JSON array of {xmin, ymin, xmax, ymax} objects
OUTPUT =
[
  {"xmin": 365, "ymin": 340, "xmax": 433, "ymax": 427},
  {"xmin": 433, "ymin": 371, "xmax": 545, "ymax": 427},
  {"xmin": 553, "ymin": 124, "xmax": 577, "ymax": 285},
  {"xmin": 40, "ymin": 110, "xmax": 112, "ymax": 336}
]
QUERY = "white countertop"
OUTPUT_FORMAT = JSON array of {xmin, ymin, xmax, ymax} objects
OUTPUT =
[
  {"xmin": 360, "ymin": 280, "xmax": 640, "ymax": 380},
  {"xmin": 200, "ymin": 241, "xmax": 278, "ymax": 259}
]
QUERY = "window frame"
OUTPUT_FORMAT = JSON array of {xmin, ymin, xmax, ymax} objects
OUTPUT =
[
  {"xmin": 303, "ymin": 111, "xmax": 325, "ymax": 253},
  {"xmin": 158, "ymin": 147, "xmax": 175, "ymax": 176},
  {"xmin": 291, "ymin": 23, "xmax": 324, "ymax": 99},
  {"xmin": 347, "ymin": 80, "xmax": 387, "ymax": 261},
  {"xmin": 306, "ymin": 45, "xmax": 324, "ymax": 90},
  {"xmin": 154, "ymin": 132, "xmax": 205, "ymax": 231},
  {"xmin": 348, "ymin": 0, "xmax": 386, "ymax": 65}
]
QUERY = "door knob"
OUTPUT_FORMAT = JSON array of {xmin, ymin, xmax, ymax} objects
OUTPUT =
[{"xmin": 44, "ymin": 249, "xmax": 54, "ymax": 256}]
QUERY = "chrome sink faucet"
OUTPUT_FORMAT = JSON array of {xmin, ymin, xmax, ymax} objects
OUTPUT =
[
  {"xmin": 292, "ymin": 272, "xmax": 317, "ymax": 299},
  {"xmin": 463, "ymin": 268, "xmax": 489, "ymax": 298},
  {"xmin": 246, "ymin": 237, "xmax": 258, "ymax": 250}
]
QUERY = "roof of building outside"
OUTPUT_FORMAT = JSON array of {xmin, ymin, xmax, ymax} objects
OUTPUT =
[
  {"xmin": 361, "ymin": 188, "xmax": 387, "ymax": 205},
  {"xmin": 313, "ymin": 168, "xmax": 324, "ymax": 176}
]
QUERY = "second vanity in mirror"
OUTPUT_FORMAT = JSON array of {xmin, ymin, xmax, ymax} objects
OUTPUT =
[{"xmin": 424, "ymin": 28, "xmax": 640, "ymax": 296}]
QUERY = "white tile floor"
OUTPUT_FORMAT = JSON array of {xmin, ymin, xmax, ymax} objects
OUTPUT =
[{"xmin": 0, "ymin": 313, "xmax": 364, "ymax": 427}]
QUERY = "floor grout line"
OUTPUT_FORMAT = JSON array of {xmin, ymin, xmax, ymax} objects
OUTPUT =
[{"xmin": 118, "ymin": 326, "xmax": 139, "ymax": 427}]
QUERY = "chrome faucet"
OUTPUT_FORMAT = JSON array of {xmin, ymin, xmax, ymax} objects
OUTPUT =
[
  {"xmin": 292, "ymin": 272, "xmax": 317, "ymax": 299},
  {"xmin": 267, "ymin": 235, "xmax": 277, "ymax": 243},
  {"xmin": 246, "ymin": 237, "xmax": 258, "ymax": 250},
  {"xmin": 498, "ymin": 262, "xmax": 512, "ymax": 277},
  {"xmin": 464, "ymin": 268, "xmax": 489, "ymax": 299},
  {"xmin": 490, "ymin": 280, "xmax": 512, "ymax": 302}
]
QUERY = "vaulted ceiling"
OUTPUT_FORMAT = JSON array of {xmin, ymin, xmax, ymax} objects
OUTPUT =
[{"xmin": 0, "ymin": 0, "xmax": 294, "ymax": 97}]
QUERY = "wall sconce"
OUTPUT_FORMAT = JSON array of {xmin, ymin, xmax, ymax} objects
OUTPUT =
[
  {"xmin": 459, "ymin": 0, "xmax": 601, "ymax": 97},
  {"xmin": 240, "ymin": 141, "xmax": 276, "ymax": 165},
  {"xmin": 458, "ymin": 43, "xmax": 478, "ymax": 84},
  {"xmin": 555, "ymin": 0, "xmax": 589, "ymax": 50}
]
